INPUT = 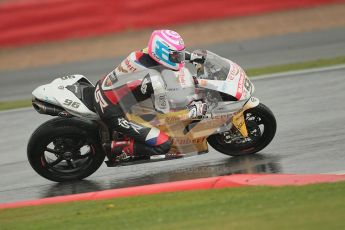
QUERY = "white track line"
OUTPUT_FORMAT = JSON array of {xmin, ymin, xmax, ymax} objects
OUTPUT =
[
  {"xmin": 0, "ymin": 107, "xmax": 32, "ymax": 114},
  {"xmin": 252, "ymin": 64, "xmax": 345, "ymax": 81},
  {"xmin": 322, "ymin": 170, "xmax": 345, "ymax": 175}
]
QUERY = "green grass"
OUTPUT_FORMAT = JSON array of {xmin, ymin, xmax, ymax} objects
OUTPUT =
[
  {"xmin": 246, "ymin": 55, "xmax": 345, "ymax": 76},
  {"xmin": 0, "ymin": 99, "xmax": 31, "ymax": 111},
  {"xmin": 1, "ymin": 55, "xmax": 345, "ymax": 112},
  {"xmin": 1, "ymin": 182, "xmax": 345, "ymax": 230}
]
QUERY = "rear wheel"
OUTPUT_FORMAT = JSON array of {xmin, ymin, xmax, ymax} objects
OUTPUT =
[
  {"xmin": 208, "ymin": 103, "xmax": 276, "ymax": 156},
  {"xmin": 27, "ymin": 118, "xmax": 105, "ymax": 182}
]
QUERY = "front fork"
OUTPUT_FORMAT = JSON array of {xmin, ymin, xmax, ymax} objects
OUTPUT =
[{"xmin": 231, "ymin": 97, "xmax": 260, "ymax": 138}]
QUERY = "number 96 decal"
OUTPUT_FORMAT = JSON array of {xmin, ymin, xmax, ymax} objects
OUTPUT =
[{"xmin": 63, "ymin": 99, "xmax": 80, "ymax": 108}]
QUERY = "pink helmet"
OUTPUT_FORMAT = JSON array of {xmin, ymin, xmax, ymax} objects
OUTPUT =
[{"xmin": 148, "ymin": 30, "xmax": 185, "ymax": 71}]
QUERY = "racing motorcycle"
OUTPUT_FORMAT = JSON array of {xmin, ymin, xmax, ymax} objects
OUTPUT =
[{"xmin": 28, "ymin": 50, "xmax": 277, "ymax": 182}]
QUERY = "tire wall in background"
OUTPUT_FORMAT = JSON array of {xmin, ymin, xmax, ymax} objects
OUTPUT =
[{"xmin": 0, "ymin": 0, "xmax": 344, "ymax": 47}]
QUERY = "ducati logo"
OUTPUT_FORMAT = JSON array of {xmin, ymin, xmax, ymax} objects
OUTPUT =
[
  {"xmin": 141, "ymin": 76, "xmax": 150, "ymax": 94},
  {"xmin": 118, "ymin": 118, "xmax": 142, "ymax": 134},
  {"xmin": 118, "ymin": 118, "xmax": 130, "ymax": 129},
  {"xmin": 94, "ymin": 85, "xmax": 108, "ymax": 113}
]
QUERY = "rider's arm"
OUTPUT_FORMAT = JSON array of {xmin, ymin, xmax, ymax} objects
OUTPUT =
[
  {"xmin": 150, "ymin": 75, "xmax": 171, "ymax": 114},
  {"xmin": 186, "ymin": 50, "xmax": 208, "ymax": 119}
]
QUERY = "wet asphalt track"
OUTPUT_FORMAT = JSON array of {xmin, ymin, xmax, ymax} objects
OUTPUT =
[{"xmin": 1, "ymin": 66, "xmax": 345, "ymax": 204}]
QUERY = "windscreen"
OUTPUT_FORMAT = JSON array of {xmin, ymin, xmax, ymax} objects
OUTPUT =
[{"xmin": 196, "ymin": 50, "xmax": 231, "ymax": 80}]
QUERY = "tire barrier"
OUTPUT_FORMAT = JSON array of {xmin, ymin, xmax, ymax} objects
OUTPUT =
[{"xmin": 0, "ymin": 0, "xmax": 344, "ymax": 47}]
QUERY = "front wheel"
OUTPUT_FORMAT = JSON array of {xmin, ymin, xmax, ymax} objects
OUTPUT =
[
  {"xmin": 27, "ymin": 118, "xmax": 105, "ymax": 182},
  {"xmin": 208, "ymin": 103, "xmax": 277, "ymax": 156}
]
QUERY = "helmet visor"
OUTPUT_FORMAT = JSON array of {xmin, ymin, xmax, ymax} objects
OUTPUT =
[{"xmin": 169, "ymin": 50, "xmax": 185, "ymax": 63}]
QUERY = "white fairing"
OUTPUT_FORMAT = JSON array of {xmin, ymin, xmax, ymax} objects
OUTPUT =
[
  {"xmin": 32, "ymin": 74, "xmax": 99, "ymax": 120},
  {"xmin": 244, "ymin": 97, "xmax": 260, "ymax": 110},
  {"xmin": 194, "ymin": 51, "xmax": 257, "ymax": 116},
  {"xmin": 198, "ymin": 60, "xmax": 254, "ymax": 102}
]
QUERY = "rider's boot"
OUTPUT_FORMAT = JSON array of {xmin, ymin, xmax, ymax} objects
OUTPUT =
[
  {"xmin": 165, "ymin": 139, "xmax": 184, "ymax": 159},
  {"xmin": 103, "ymin": 139, "xmax": 134, "ymax": 164}
]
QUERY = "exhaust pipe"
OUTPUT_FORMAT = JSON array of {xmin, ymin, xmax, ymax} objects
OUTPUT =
[{"xmin": 32, "ymin": 99, "xmax": 72, "ymax": 117}]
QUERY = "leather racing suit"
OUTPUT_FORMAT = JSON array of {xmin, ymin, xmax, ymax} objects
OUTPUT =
[{"xmin": 93, "ymin": 48, "xmax": 172, "ymax": 159}]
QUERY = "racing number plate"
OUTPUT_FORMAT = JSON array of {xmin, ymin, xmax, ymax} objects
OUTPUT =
[{"xmin": 231, "ymin": 110, "xmax": 248, "ymax": 138}]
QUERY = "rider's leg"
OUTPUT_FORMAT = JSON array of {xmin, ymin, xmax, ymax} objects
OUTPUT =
[
  {"xmin": 96, "ymin": 111, "xmax": 172, "ymax": 159},
  {"xmin": 107, "ymin": 115, "xmax": 171, "ymax": 157},
  {"xmin": 94, "ymin": 81, "xmax": 171, "ymax": 158}
]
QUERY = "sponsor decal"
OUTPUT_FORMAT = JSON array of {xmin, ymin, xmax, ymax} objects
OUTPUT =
[
  {"xmin": 230, "ymin": 63, "xmax": 240, "ymax": 76},
  {"xmin": 141, "ymin": 77, "xmax": 149, "ymax": 94},
  {"xmin": 235, "ymin": 71, "xmax": 245, "ymax": 99},
  {"xmin": 244, "ymin": 78, "xmax": 252, "ymax": 92},
  {"xmin": 212, "ymin": 114, "xmax": 232, "ymax": 120},
  {"xmin": 226, "ymin": 62, "xmax": 240, "ymax": 80},
  {"xmin": 105, "ymin": 71, "xmax": 118, "ymax": 87},
  {"xmin": 165, "ymin": 116, "xmax": 180, "ymax": 123},
  {"xmin": 172, "ymin": 137, "xmax": 205, "ymax": 145},
  {"xmin": 60, "ymin": 75, "xmax": 76, "ymax": 80},
  {"xmin": 94, "ymin": 85, "xmax": 108, "ymax": 113},
  {"xmin": 117, "ymin": 65, "xmax": 128, "ymax": 73},
  {"xmin": 178, "ymin": 69, "xmax": 186, "ymax": 87},
  {"xmin": 118, "ymin": 118, "xmax": 130, "ymax": 129},
  {"xmin": 167, "ymin": 88, "xmax": 179, "ymax": 92},
  {"xmin": 159, "ymin": 95, "xmax": 167, "ymax": 108},
  {"xmin": 105, "ymin": 78, "xmax": 112, "ymax": 87},
  {"xmin": 124, "ymin": 58, "xmax": 137, "ymax": 72},
  {"xmin": 226, "ymin": 74, "xmax": 234, "ymax": 81},
  {"xmin": 117, "ymin": 118, "xmax": 141, "ymax": 134},
  {"xmin": 215, "ymin": 106, "xmax": 225, "ymax": 111}
]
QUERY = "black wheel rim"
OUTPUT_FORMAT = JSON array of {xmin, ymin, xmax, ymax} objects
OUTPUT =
[
  {"xmin": 217, "ymin": 111, "xmax": 267, "ymax": 150},
  {"xmin": 40, "ymin": 134, "xmax": 96, "ymax": 176}
]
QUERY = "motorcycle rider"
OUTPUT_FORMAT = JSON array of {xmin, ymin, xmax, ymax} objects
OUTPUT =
[{"xmin": 93, "ymin": 29, "xmax": 207, "ymax": 162}]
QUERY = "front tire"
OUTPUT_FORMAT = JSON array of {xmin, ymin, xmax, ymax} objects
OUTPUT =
[
  {"xmin": 208, "ymin": 103, "xmax": 276, "ymax": 156},
  {"xmin": 27, "ymin": 118, "xmax": 105, "ymax": 182}
]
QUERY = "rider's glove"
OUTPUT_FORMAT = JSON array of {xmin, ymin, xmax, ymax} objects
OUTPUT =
[
  {"xmin": 190, "ymin": 50, "xmax": 207, "ymax": 64},
  {"xmin": 187, "ymin": 101, "xmax": 207, "ymax": 119}
]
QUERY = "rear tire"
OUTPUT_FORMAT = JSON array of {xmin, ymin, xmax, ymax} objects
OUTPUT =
[
  {"xmin": 27, "ymin": 118, "xmax": 105, "ymax": 182},
  {"xmin": 208, "ymin": 103, "xmax": 276, "ymax": 156}
]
